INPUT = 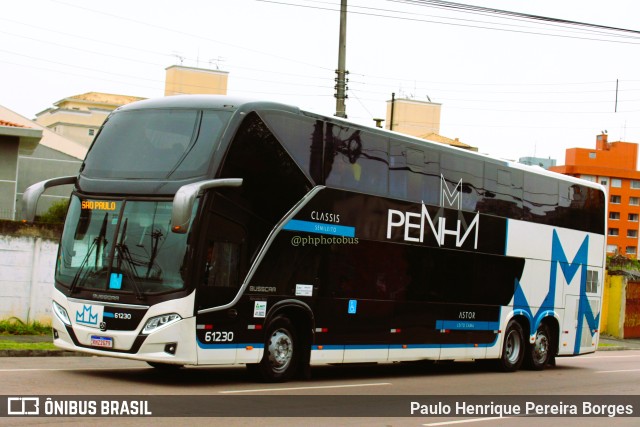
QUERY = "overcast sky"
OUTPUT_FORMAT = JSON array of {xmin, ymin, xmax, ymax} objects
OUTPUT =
[{"xmin": 3, "ymin": 0, "xmax": 640, "ymax": 164}]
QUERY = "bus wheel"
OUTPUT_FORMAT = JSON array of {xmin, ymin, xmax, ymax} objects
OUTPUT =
[
  {"xmin": 525, "ymin": 323, "xmax": 551, "ymax": 370},
  {"xmin": 257, "ymin": 316, "xmax": 299, "ymax": 382},
  {"xmin": 498, "ymin": 320, "xmax": 525, "ymax": 372}
]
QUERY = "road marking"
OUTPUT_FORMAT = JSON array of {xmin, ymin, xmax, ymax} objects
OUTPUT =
[
  {"xmin": 595, "ymin": 368, "xmax": 640, "ymax": 374},
  {"xmin": 424, "ymin": 417, "xmax": 512, "ymax": 426},
  {"xmin": 219, "ymin": 382, "xmax": 391, "ymax": 394}
]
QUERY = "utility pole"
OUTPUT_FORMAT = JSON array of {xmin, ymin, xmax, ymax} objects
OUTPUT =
[
  {"xmin": 335, "ymin": 0, "xmax": 348, "ymax": 118},
  {"xmin": 389, "ymin": 92, "xmax": 395, "ymax": 131}
]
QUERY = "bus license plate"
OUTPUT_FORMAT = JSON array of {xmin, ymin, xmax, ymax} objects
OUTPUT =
[{"xmin": 91, "ymin": 335, "xmax": 113, "ymax": 348}]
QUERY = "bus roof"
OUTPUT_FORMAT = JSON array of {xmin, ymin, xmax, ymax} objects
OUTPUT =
[
  {"xmin": 115, "ymin": 95, "xmax": 604, "ymax": 194},
  {"xmin": 116, "ymin": 94, "xmax": 300, "ymax": 115}
]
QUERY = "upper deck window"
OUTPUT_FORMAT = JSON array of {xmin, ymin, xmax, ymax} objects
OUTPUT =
[{"xmin": 82, "ymin": 109, "xmax": 231, "ymax": 180}]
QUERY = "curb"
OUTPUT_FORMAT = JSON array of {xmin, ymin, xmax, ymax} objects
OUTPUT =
[
  {"xmin": 597, "ymin": 347, "xmax": 624, "ymax": 351},
  {"xmin": 597, "ymin": 346, "xmax": 636, "ymax": 351}
]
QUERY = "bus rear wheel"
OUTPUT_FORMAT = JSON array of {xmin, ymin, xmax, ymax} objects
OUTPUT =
[
  {"xmin": 254, "ymin": 316, "xmax": 299, "ymax": 382},
  {"xmin": 525, "ymin": 323, "xmax": 551, "ymax": 370},
  {"xmin": 498, "ymin": 320, "xmax": 525, "ymax": 372}
]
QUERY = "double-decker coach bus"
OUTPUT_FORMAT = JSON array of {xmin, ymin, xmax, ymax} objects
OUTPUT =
[{"xmin": 23, "ymin": 95, "xmax": 606, "ymax": 382}]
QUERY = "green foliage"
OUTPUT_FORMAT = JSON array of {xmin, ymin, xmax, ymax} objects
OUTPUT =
[
  {"xmin": 38, "ymin": 199, "xmax": 69, "ymax": 225},
  {"xmin": 607, "ymin": 255, "xmax": 640, "ymax": 272},
  {"xmin": 0, "ymin": 341, "xmax": 56, "ymax": 351},
  {"xmin": 0, "ymin": 318, "xmax": 52, "ymax": 335}
]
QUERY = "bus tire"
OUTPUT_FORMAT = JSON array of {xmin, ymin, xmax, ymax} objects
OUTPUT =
[
  {"xmin": 256, "ymin": 316, "xmax": 299, "ymax": 382},
  {"xmin": 525, "ymin": 323, "xmax": 551, "ymax": 370},
  {"xmin": 498, "ymin": 320, "xmax": 525, "ymax": 372}
]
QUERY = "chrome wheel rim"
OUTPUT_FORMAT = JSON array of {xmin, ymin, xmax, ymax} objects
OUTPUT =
[
  {"xmin": 505, "ymin": 329, "xmax": 521, "ymax": 364},
  {"xmin": 533, "ymin": 332, "xmax": 549, "ymax": 365},
  {"xmin": 267, "ymin": 329, "xmax": 293, "ymax": 373}
]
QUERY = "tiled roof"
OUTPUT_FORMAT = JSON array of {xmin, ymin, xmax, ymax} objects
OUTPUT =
[
  {"xmin": 420, "ymin": 132, "xmax": 475, "ymax": 149},
  {"xmin": 0, "ymin": 105, "xmax": 85, "ymax": 159},
  {"xmin": 64, "ymin": 92, "xmax": 146, "ymax": 106},
  {"xmin": 0, "ymin": 119, "xmax": 27, "ymax": 128}
]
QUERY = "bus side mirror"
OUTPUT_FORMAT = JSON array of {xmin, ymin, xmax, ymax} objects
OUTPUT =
[
  {"xmin": 22, "ymin": 176, "xmax": 77, "ymax": 222},
  {"xmin": 171, "ymin": 178, "xmax": 243, "ymax": 233}
]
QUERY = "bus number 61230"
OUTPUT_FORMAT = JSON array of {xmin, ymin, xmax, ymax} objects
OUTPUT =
[{"xmin": 205, "ymin": 331, "xmax": 234, "ymax": 342}]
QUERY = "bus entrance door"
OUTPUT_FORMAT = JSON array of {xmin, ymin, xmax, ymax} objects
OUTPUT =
[{"xmin": 195, "ymin": 212, "xmax": 248, "ymax": 365}]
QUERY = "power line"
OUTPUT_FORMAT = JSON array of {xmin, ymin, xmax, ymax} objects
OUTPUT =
[
  {"xmin": 0, "ymin": 15, "xmax": 333, "ymax": 86},
  {"xmin": 393, "ymin": 0, "xmax": 640, "ymax": 36},
  {"xmin": 258, "ymin": 0, "xmax": 640, "ymax": 44},
  {"xmin": 0, "ymin": 49, "xmax": 333, "ymax": 95},
  {"xmin": 50, "ymin": 0, "xmax": 335, "ymax": 72},
  {"xmin": 367, "ymin": 0, "xmax": 640, "ymax": 42}
]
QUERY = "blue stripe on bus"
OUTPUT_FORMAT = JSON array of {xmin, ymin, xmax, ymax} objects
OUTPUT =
[
  {"xmin": 312, "ymin": 344, "xmax": 390, "ymax": 350},
  {"xmin": 198, "ymin": 340, "xmax": 502, "ymax": 351},
  {"xmin": 388, "ymin": 344, "xmax": 438, "ymax": 349},
  {"xmin": 312, "ymin": 345, "xmax": 343, "ymax": 350},
  {"xmin": 196, "ymin": 341, "xmax": 265, "ymax": 349},
  {"xmin": 283, "ymin": 219, "xmax": 355, "ymax": 237},
  {"xmin": 504, "ymin": 220, "xmax": 509, "ymax": 256},
  {"xmin": 102, "ymin": 312, "xmax": 115, "ymax": 318},
  {"xmin": 388, "ymin": 342, "xmax": 498, "ymax": 349},
  {"xmin": 435, "ymin": 320, "xmax": 500, "ymax": 331},
  {"xmin": 196, "ymin": 341, "xmax": 502, "ymax": 351},
  {"xmin": 313, "ymin": 342, "xmax": 500, "ymax": 351}
]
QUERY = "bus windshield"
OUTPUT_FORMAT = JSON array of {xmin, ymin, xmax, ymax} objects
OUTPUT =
[
  {"xmin": 56, "ymin": 195, "xmax": 194, "ymax": 295},
  {"xmin": 82, "ymin": 109, "xmax": 231, "ymax": 179}
]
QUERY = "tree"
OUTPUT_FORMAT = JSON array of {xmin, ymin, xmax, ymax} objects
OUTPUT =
[{"xmin": 38, "ymin": 199, "xmax": 69, "ymax": 224}]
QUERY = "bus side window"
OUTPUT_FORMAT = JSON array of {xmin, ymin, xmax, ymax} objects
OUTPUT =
[
  {"xmin": 204, "ymin": 241, "xmax": 240, "ymax": 288},
  {"xmin": 325, "ymin": 126, "xmax": 389, "ymax": 196}
]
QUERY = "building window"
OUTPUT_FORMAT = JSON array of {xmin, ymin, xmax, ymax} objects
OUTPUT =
[
  {"xmin": 586, "ymin": 270, "xmax": 599, "ymax": 293},
  {"xmin": 589, "ymin": 152, "xmax": 596, "ymax": 159},
  {"xmin": 600, "ymin": 178, "xmax": 609, "ymax": 187},
  {"xmin": 628, "ymin": 230, "xmax": 638, "ymax": 238},
  {"xmin": 609, "ymin": 228, "xmax": 619, "ymax": 236},
  {"xmin": 631, "ymin": 197, "xmax": 640, "ymax": 206},
  {"xmin": 610, "ymin": 212, "xmax": 621, "ymax": 220},
  {"xmin": 610, "ymin": 195, "xmax": 621, "ymax": 204},
  {"xmin": 632, "ymin": 180, "xmax": 640, "ymax": 189},
  {"xmin": 581, "ymin": 175, "xmax": 596, "ymax": 182},
  {"xmin": 627, "ymin": 246, "xmax": 637, "ymax": 256},
  {"xmin": 611, "ymin": 178, "xmax": 622, "ymax": 188},
  {"xmin": 629, "ymin": 213, "xmax": 639, "ymax": 222},
  {"xmin": 607, "ymin": 244, "xmax": 618, "ymax": 254}
]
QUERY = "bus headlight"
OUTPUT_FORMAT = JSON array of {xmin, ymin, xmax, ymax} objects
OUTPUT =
[
  {"xmin": 52, "ymin": 301, "xmax": 71, "ymax": 326},
  {"xmin": 142, "ymin": 313, "xmax": 181, "ymax": 335}
]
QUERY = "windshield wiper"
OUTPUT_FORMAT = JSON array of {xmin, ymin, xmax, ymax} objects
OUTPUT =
[
  {"xmin": 144, "ymin": 227, "xmax": 164, "ymax": 278},
  {"xmin": 69, "ymin": 213, "xmax": 108, "ymax": 294},
  {"xmin": 114, "ymin": 218, "xmax": 145, "ymax": 300}
]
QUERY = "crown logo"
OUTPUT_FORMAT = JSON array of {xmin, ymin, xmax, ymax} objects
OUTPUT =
[{"xmin": 76, "ymin": 305, "xmax": 98, "ymax": 325}]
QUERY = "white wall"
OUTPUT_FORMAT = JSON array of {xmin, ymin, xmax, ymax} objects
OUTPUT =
[{"xmin": 0, "ymin": 235, "xmax": 57, "ymax": 323}]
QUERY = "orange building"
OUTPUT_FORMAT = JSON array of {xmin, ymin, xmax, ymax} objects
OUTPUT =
[{"xmin": 551, "ymin": 133, "xmax": 640, "ymax": 258}]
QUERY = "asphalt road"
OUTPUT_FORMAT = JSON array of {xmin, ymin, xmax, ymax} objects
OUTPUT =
[{"xmin": 1, "ymin": 351, "xmax": 640, "ymax": 426}]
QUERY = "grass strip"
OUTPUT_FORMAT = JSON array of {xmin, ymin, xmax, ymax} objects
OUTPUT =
[
  {"xmin": 0, "ymin": 318, "xmax": 52, "ymax": 335},
  {"xmin": 0, "ymin": 341, "xmax": 57, "ymax": 351}
]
